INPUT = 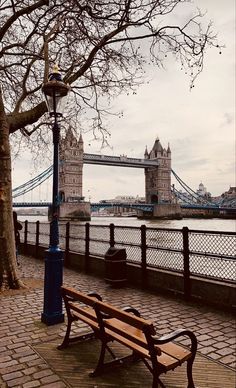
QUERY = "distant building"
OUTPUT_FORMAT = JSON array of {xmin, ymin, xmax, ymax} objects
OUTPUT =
[
  {"xmin": 215, "ymin": 186, "xmax": 236, "ymax": 208},
  {"xmin": 98, "ymin": 195, "xmax": 146, "ymax": 216},
  {"xmin": 100, "ymin": 195, "xmax": 146, "ymax": 204},
  {"xmin": 224, "ymin": 186, "xmax": 236, "ymax": 198},
  {"xmin": 196, "ymin": 182, "xmax": 211, "ymax": 201}
]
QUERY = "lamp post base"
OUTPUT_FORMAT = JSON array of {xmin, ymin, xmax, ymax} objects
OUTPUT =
[
  {"xmin": 41, "ymin": 248, "xmax": 64, "ymax": 326},
  {"xmin": 41, "ymin": 311, "xmax": 64, "ymax": 326}
]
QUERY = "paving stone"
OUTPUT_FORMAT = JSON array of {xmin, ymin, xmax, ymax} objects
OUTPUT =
[
  {"xmin": 33, "ymin": 369, "xmax": 54, "ymax": 379},
  {"xmin": 23, "ymin": 367, "xmax": 38, "ymax": 376},
  {"xmin": 23, "ymin": 381, "xmax": 41, "ymax": 388},
  {"xmin": 6, "ymin": 375, "xmax": 31, "ymax": 387},
  {"xmin": 40, "ymin": 374, "xmax": 62, "ymax": 384},
  {"xmin": 198, "ymin": 346, "xmax": 216, "ymax": 355},
  {"xmin": 0, "ymin": 355, "xmax": 12, "ymax": 364},
  {"xmin": 19, "ymin": 354, "xmax": 40, "ymax": 363},
  {"xmin": 214, "ymin": 341, "xmax": 229, "ymax": 350},
  {"xmin": 196, "ymin": 334, "xmax": 210, "ymax": 341},
  {"xmin": 0, "ymin": 359, "xmax": 19, "ymax": 370},
  {"xmin": 14, "ymin": 345, "xmax": 34, "ymax": 353},
  {"xmin": 200, "ymin": 339, "xmax": 217, "ymax": 347},
  {"xmin": 2, "ymin": 371, "xmax": 23, "ymax": 381},
  {"xmin": 207, "ymin": 352, "xmax": 223, "ymax": 360},
  {"xmin": 41, "ymin": 383, "xmax": 68, "ymax": 388},
  {"xmin": 217, "ymin": 347, "xmax": 235, "ymax": 356},
  {"xmin": 7, "ymin": 342, "xmax": 28, "ymax": 350},
  {"xmin": 226, "ymin": 338, "xmax": 236, "ymax": 345}
]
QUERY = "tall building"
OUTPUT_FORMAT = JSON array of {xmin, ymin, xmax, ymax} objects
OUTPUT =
[
  {"xmin": 144, "ymin": 137, "xmax": 172, "ymax": 203},
  {"xmin": 59, "ymin": 128, "xmax": 84, "ymax": 202}
]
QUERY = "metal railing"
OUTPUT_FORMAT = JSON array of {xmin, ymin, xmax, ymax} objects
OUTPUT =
[{"xmin": 21, "ymin": 221, "xmax": 236, "ymax": 295}]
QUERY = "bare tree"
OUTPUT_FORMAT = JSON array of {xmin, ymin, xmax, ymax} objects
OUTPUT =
[{"xmin": 0, "ymin": 0, "xmax": 222, "ymax": 289}]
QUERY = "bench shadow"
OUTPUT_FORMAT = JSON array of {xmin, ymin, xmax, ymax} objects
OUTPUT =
[{"xmin": 34, "ymin": 337, "xmax": 235, "ymax": 388}]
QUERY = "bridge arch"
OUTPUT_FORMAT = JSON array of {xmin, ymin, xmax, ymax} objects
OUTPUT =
[{"xmin": 151, "ymin": 194, "xmax": 158, "ymax": 203}]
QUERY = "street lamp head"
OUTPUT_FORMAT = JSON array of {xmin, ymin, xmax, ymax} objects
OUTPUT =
[{"xmin": 42, "ymin": 65, "xmax": 70, "ymax": 117}]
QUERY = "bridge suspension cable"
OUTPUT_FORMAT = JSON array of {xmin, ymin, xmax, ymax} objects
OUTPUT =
[
  {"xmin": 171, "ymin": 169, "xmax": 211, "ymax": 205},
  {"xmin": 171, "ymin": 185, "xmax": 194, "ymax": 205},
  {"xmin": 12, "ymin": 165, "xmax": 53, "ymax": 198}
]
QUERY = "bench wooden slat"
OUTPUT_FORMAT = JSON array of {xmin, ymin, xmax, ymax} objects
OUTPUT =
[
  {"xmin": 69, "ymin": 304, "xmax": 97, "ymax": 321},
  {"xmin": 158, "ymin": 342, "xmax": 191, "ymax": 364},
  {"xmin": 96, "ymin": 301, "xmax": 155, "ymax": 334},
  {"xmin": 104, "ymin": 326, "xmax": 182, "ymax": 371},
  {"xmin": 105, "ymin": 326, "xmax": 152, "ymax": 358},
  {"xmin": 104, "ymin": 318, "xmax": 151, "ymax": 352},
  {"xmin": 156, "ymin": 352, "xmax": 181, "ymax": 371},
  {"xmin": 69, "ymin": 305, "xmax": 99, "ymax": 329},
  {"xmin": 61, "ymin": 286, "xmax": 97, "ymax": 307}
]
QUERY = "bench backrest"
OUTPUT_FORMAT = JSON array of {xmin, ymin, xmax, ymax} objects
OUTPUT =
[
  {"xmin": 61, "ymin": 286, "xmax": 98, "ymax": 307},
  {"xmin": 96, "ymin": 301, "xmax": 154, "ymax": 330},
  {"xmin": 94, "ymin": 300, "xmax": 156, "ymax": 351}
]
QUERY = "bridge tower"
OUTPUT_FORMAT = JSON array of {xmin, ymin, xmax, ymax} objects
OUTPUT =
[
  {"xmin": 144, "ymin": 137, "xmax": 172, "ymax": 203},
  {"xmin": 144, "ymin": 137, "xmax": 181, "ymax": 218},
  {"xmin": 59, "ymin": 128, "xmax": 83, "ymax": 201},
  {"xmin": 58, "ymin": 128, "xmax": 90, "ymax": 220}
]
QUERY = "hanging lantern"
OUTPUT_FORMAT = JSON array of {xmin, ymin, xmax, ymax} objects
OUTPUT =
[{"xmin": 42, "ymin": 64, "xmax": 70, "ymax": 117}]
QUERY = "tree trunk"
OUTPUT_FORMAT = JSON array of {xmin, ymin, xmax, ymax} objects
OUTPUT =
[{"xmin": 0, "ymin": 87, "xmax": 24, "ymax": 289}]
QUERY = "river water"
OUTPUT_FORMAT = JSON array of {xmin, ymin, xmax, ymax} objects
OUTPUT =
[{"xmin": 17, "ymin": 214, "xmax": 235, "ymax": 232}]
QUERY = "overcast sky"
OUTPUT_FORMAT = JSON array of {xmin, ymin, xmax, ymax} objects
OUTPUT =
[{"xmin": 12, "ymin": 0, "xmax": 235, "ymax": 202}]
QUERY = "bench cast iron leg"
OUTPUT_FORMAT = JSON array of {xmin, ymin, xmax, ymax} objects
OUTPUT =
[
  {"xmin": 152, "ymin": 375, "xmax": 166, "ymax": 388},
  {"xmin": 187, "ymin": 357, "xmax": 195, "ymax": 388},
  {"xmin": 187, "ymin": 330, "xmax": 197, "ymax": 388},
  {"xmin": 90, "ymin": 341, "xmax": 106, "ymax": 377},
  {"xmin": 57, "ymin": 317, "xmax": 73, "ymax": 349}
]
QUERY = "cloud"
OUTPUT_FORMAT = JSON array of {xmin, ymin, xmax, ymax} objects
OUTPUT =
[{"xmin": 220, "ymin": 113, "xmax": 234, "ymax": 127}]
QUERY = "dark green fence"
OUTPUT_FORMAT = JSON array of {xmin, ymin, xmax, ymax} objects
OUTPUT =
[{"xmin": 21, "ymin": 220, "xmax": 236, "ymax": 298}]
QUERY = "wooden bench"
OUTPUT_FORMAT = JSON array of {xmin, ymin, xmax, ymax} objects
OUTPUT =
[{"xmin": 59, "ymin": 286, "xmax": 197, "ymax": 388}]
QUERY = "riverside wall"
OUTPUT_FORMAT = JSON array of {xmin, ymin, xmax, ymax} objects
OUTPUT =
[{"xmin": 21, "ymin": 242, "xmax": 236, "ymax": 312}]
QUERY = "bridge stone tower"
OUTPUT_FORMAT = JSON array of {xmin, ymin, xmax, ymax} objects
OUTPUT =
[
  {"xmin": 58, "ymin": 128, "xmax": 90, "ymax": 220},
  {"xmin": 144, "ymin": 137, "xmax": 181, "ymax": 218},
  {"xmin": 145, "ymin": 137, "xmax": 172, "ymax": 203}
]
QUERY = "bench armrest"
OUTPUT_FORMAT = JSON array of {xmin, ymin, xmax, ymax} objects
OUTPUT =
[
  {"xmin": 153, "ymin": 329, "xmax": 197, "ymax": 355},
  {"xmin": 87, "ymin": 292, "xmax": 103, "ymax": 301},
  {"xmin": 122, "ymin": 307, "xmax": 141, "ymax": 317}
]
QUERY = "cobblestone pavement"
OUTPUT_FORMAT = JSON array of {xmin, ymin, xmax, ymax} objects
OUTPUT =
[{"xmin": 0, "ymin": 255, "xmax": 235, "ymax": 387}]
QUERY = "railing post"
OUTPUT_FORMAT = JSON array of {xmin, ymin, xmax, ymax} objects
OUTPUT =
[
  {"xmin": 182, "ymin": 227, "xmax": 191, "ymax": 300},
  {"xmin": 141, "ymin": 224, "xmax": 147, "ymax": 288},
  {"xmin": 24, "ymin": 220, "xmax": 28, "ymax": 254},
  {"xmin": 64, "ymin": 222, "xmax": 70, "ymax": 267},
  {"xmin": 110, "ymin": 223, "xmax": 115, "ymax": 247},
  {"xmin": 35, "ymin": 221, "xmax": 40, "ymax": 258},
  {"xmin": 85, "ymin": 222, "xmax": 90, "ymax": 272}
]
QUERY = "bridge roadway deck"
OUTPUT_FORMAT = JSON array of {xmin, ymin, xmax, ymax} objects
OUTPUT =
[
  {"xmin": 0, "ymin": 255, "xmax": 235, "ymax": 388},
  {"xmin": 83, "ymin": 153, "xmax": 159, "ymax": 168}
]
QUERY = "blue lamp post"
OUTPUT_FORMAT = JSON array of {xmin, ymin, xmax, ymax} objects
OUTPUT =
[{"xmin": 41, "ymin": 65, "xmax": 70, "ymax": 325}]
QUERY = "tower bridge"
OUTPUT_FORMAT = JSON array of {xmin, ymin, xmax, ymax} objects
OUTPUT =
[
  {"xmin": 13, "ymin": 131, "xmax": 176, "ymax": 219},
  {"xmin": 57, "ymin": 129, "xmax": 175, "ymax": 219},
  {"xmin": 13, "ymin": 130, "xmax": 235, "ymax": 219}
]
